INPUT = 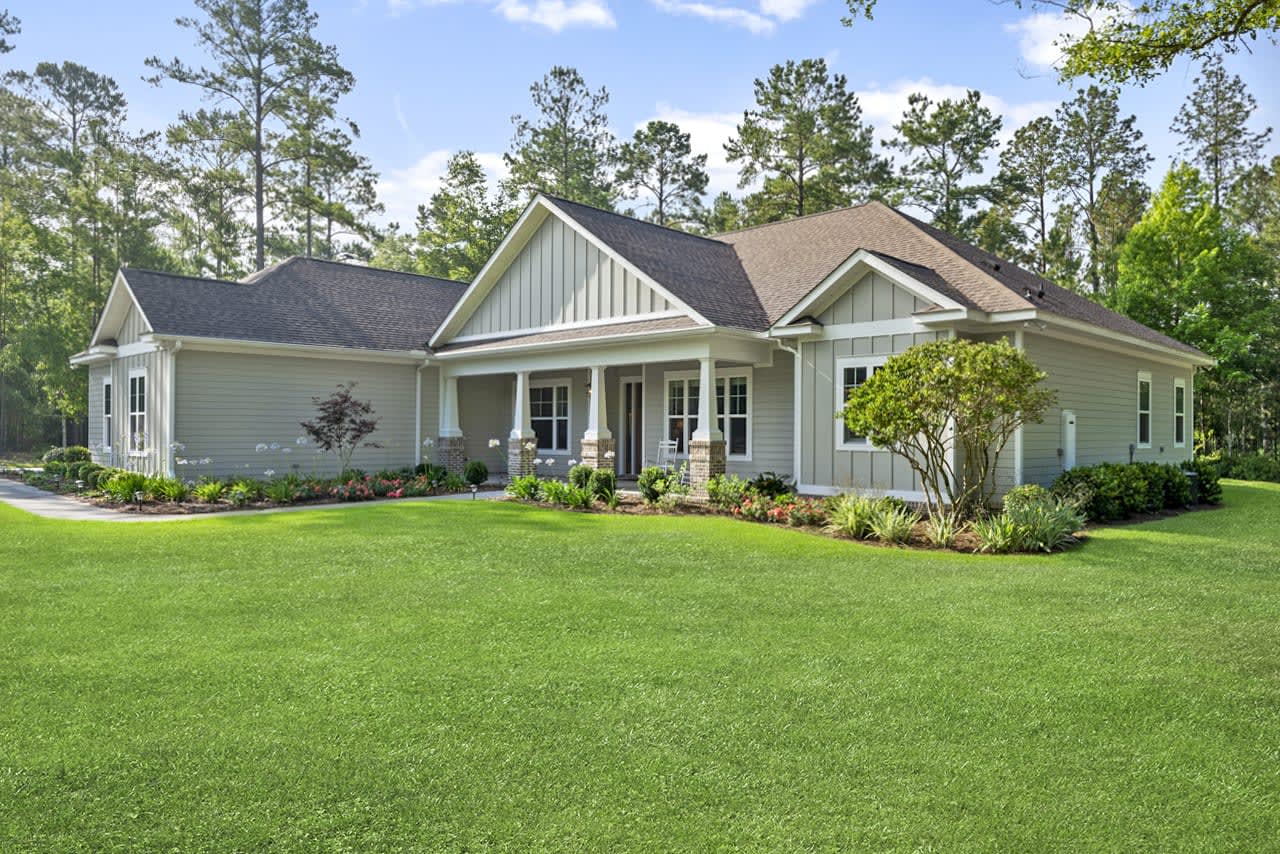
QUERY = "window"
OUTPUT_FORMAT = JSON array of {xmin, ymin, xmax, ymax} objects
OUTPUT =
[
  {"xmin": 1174, "ymin": 378, "xmax": 1187, "ymax": 447},
  {"xmin": 1137, "ymin": 371, "xmax": 1152, "ymax": 448},
  {"xmin": 530, "ymin": 381, "xmax": 569, "ymax": 452},
  {"xmin": 836, "ymin": 356, "xmax": 886, "ymax": 449},
  {"xmin": 102, "ymin": 379, "xmax": 112, "ymax": 451},
  {"xmin": 665, "ymin": 371, "xmax": 752, "ymax": 458},
  {"xmin": 128, "ymin": 370, "xmax": 146, "ymax": 453}
]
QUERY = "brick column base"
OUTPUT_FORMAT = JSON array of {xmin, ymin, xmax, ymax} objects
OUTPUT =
[
  {"xmin": 580, "ymin": 436, "xmax": 616, "ymax": 470},
  {"xmin": 688, "ymin": 438, "xmax": 726, "ymax": 497},
  {"xmin": 436, "ymin": 436, "xmax": 466, "ymax": 477},
  {"xmin": 507, "ymin": 437, "xmax": 536, "ymax": 481}
]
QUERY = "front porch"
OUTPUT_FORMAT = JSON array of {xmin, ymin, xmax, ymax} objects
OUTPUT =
[{"xmin": 430, "ymin": 329, "xmax": 780, "ymax": 494}]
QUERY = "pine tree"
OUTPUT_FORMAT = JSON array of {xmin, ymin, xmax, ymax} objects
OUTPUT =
[
  {"xmin": 616, "ymin": 120, "xmax": 708, "ymax": 228},
  {"xmin": 415, "ymin": 151, "xmax": 517, "ymax": 282},
  {"xmin": 996, "ymin": 116, "xmax": 1060, "ymax": 275}
]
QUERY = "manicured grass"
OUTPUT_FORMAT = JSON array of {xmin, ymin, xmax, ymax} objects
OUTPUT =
[{"xmin": 2, "ymin": 483, "xmax": 1278, "ymax": 851}]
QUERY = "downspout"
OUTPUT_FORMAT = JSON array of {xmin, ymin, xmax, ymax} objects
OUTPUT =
[
  {"xmin": 774, "ymin": 339, "xmax": 803, "ymax": 486},
  {"xmin": 414, "ymin": 359, "xmax": 428, "ymax": 467},
  {"xmin": 1013, "ymin": 328, "xmax": 1024, "ymax": 488},
  {"xmin": 166, "ymin": 339, "xmax": 182, "ymax": 477}
]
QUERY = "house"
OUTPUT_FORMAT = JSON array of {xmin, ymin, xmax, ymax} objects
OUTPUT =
[{"xmin": 71, "ymin": 194, "xmax": 1212, "ymax": 500}]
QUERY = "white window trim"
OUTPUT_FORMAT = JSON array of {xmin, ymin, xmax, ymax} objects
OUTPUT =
[
  {"xmin": 529, "ymin": 376, "xmax": 572, "ymax": 455},
  {"xmin": 663, "ymin": 368, "xmax": 753, "ymax": 460},
  {"xmin": 1173, "ymin": 377, "xmax": 1187, "ymax": 448},
  {"xmin": 101, "ymin": 376, "xmax": 113, "ymax": 452},
  {"xmin": 835, "ymin": 355, "xmax": 887, "ymax": 451},
  {"xmin": 1136, "ymin": 370, "xmax": 1153, "ymax": 449},
  {"xmin": 127, "ymin": 367, "xmax": 147, "ymax": 456}
]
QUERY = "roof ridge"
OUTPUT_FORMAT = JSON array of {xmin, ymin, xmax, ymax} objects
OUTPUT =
[
  {"xmin": 541, "ymin": 193, "xmax": 732, "ymax": 248},
  {"xmin": 294, "ymin": 255, "xmax": 470, "ymax": 287},
  {"xmin": 876, "ymin": 205, "xmax": 1034, "ymax": 310},
  {"xmin": 711, "ymin": 199, "xmax": 878, "ymax": 239},
  {"xmin": 124, "ymin": 267, "xmax": 241, "ymax": 286}
]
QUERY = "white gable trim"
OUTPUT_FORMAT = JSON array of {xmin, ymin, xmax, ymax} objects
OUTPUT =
[
  {"xmin": 89, "ymin": 270, "xmax": 154, "ymax": 347},
  {"xmin": 773, "ymin": 249, "xmax": 964, "ymax": 329},
  {"xmin": 429, "ymin": 195, "xmax": 711, "ymax": 348}
]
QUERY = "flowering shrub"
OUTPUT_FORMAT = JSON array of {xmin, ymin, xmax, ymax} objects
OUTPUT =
[
  {"xmin": 507, "ymin": 474, "xmax": 543, "ymax": 501},
  {"xmin": 733, "ymin": 495, "xmax": 772, "ymax": 521},
  {"xmin": 331, "ymin": 479, "xmax": 375, "ymax": 501}
]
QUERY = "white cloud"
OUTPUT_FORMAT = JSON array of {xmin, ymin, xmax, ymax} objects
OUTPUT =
[
  {"xmin": 388, "ymin": 0, "xmax": 614, "ymax": 31},
  {"xmin": 495, "ymin": 0, "xmax": 616, "ymax": 31},
  {"xmin": 651, "ymin": 0, "xmax": 775, "ymax": 34},
  {"xmin": 376, "ymin": 150, "xmax": 509, "ymax": 227},
  {"xmin": 758, "ymin": 0, "xmax": 819, "ymax": 21},
  {"xmin": 1004, "ymin": 10, "xmax": 1091, "ymax": 70},
  {"xmin": 857, "ymin": 77, "xmax": 1056, "ymax": 147},
  {"xmin": 640, "ymin": 103, "xmax": 749, "ymax": 197}
]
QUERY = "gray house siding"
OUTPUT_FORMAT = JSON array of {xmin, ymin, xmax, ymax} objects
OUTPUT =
[
  {"xmin": 1021, "ymin": 333, "xmax": 1195, "ymax": 487},
  {"xmin": 458, "ymin": 216, "xmax": 674, "ymax": 339},
  {"xmin": 174, "ymin": 350, "xmax": 419, "ymax": 479},
  {"xmin": 87, "ymin": 364, "xmax": 108, "ymax": 463},
  {"xmin": 797, "ymin": 272, "xmax": 938, "ymax": 496}
]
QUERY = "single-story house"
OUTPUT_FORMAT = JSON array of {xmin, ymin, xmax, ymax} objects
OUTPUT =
[{"xmin": 71, "ymin": 194, "xmax": 1212, "ymax": 500}]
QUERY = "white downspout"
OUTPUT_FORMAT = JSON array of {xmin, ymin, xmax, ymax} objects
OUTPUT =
[
  {"xmin": 414, "ymin": 362, "xmax": 425, "ymax": 467},
  {"xmin": 166, "ymin": 339, "xmax": 182, "ymax": 477}
]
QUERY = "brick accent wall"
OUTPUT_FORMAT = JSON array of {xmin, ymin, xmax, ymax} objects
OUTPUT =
[
  {"xmin": 436, "ymin": 436, "xmax": 466, "ymax": 477},
  {"xmin": 507, "ymin": 437, "xmax": 536, "ymax": 481},
  {"xmin": 688, "ymin": 438, "xmax": 726, "ymax": 496},
  {"xmin": 580, "ymin": 437, "xmax": 616, "ymax": 471}
]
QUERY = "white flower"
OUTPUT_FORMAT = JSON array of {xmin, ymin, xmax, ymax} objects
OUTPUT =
[
  {"xmin": 199, "ymin": 457, "xmax": 211, "ymax": 465},
  {"xmin": 296, "ymin": 436, "xmax": 308, "ymax": 445},
  {"xmin": 523, "ymin": 441, "xmax": 536, "ymax": 452},
  {"xmin": 282, "ymin": 448, "xmax": 292, "ymax": 454},
  {"xmin": 568, "ymin": 459, "xmax": 578, "ymax": 466},
  {"xmin": 488, "ymin": 438, "xmax": 501, "ymax": 449},
  {"xmin": 533, "ymin": 459, "xmax": 544, "ymax": 466},
  {"xmin": 264, "ymin": 469, "xmax": 276, "ymax": 478},
  {"xmin": 544, "ymin": 459, "xmax": 555, "ymax": 466},
  {"xmin": 255, "ymin": 443, "xmax": 268, "ymax": 453},
  {"xmin": 604, "ymin": 450, "xmax": 615, "ymax": 460},
  {"xmin": 176, "ymin": 458, "xmax": 188, "ymax": 466},
  {"xmin": 269, "ymin": 442, "xmax": 281, "ymax": 451},
  {"xmin": 422, "ymin": 438, "xmax": 434, "ymax": 448},
  {"xmin": 169, "ymin": 441, "xmax": 186, "ymax": 452}
]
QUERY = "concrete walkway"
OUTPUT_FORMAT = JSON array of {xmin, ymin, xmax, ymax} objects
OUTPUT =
[{"xmin": 0, "ymin": 477, "xmax": 506, "ymax": 523}]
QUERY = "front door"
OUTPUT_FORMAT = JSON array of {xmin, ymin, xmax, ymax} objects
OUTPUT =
[{"xmin": 619, "ymin": 379, "xmax": 643, "ymax": 477}]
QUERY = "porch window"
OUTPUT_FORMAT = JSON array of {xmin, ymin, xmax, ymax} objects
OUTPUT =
[
  {"xmin": 1137, "ymin": 371, "xmax": 1152, "ymax": 448},
  {"xmin": 665, "ymin": 371, "xmax": 751, "ymax": 458},
  {"xmin": 1174, "ymin": 377, "xmax": 1186, "ymax": 447},
  {"xmin": 530, "ymin": 382, "xmax": 570, "ymax": 452},
  {"xmin": 836, "ymin": 356, "xmax": 885, "ymax": 449},
  {"xmin": 128, "ymin": 369, "xmax": 146, "ymax": 453},
  {"xmin": 102, "ymin": 379, "xmax": 112, "ymax": 451}
]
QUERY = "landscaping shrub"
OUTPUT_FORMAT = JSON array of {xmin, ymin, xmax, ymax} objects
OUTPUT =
[
  {"xmin": 43, "ymin": 460, "xmax": 67, "ymax": 477},
  {"xmin": 463, "ymin": 460, "xmax": 489, "ymax": 486},
  {"xmin": 1187, "ymin": 457, "xmax": 1222, "ymax": 503},
  {"xmin": 443, "ymin": 473, "xmax": 466, "ymax": 492},
  {"xmin": 971, "ymin": 513, "xmax": 1020, "ymax": 554},
  {"xmin": 331, "ymin": 479, "xmax": 375, "ymax": 501},
  {"xmin": 1003, "ymin": 484, "xmax": 1051, "ymax": 513},
  {"xmin": 541, "ymin": 479, "xmax": 594, "ymax": 509},
  {"xmin": 925, "ymin": 511, "xmax": 960, "ymax": 549},
  {"xmin": 146, "ymin": 476, "xmax": 190, "ymax": 503},
  {"xmin": 265, "ymin": 479, "xmax": 296, "ymax": 504},
  {"xmin": 1214, "ymin": 453, "xmax": 1280, "ymax": 483},
  {"xmin": 568, "ymin": 464, "xmax": 593, "ymax": 490},
  {"xmin": 103, "ymin": 471, "xmax": 149, "ymax": 503},
  {"xmin": 587, "ymin": 468, "xmax": 616, "ymax": 501},
  {"xmin": 823, "ymin": 494, "xmax": 881, "ymax": 539},
  {"xmin": 637, "ymin": 466, "xmax": 668, "ymax": 503},
  {"xmin": 42, "ymin": 446, "xmax": 91, "ymax": 464},
  {"xmin": 733, "ymin": 494, "xmax": 772, "ymax": 521},
  {"xmin": 368, "ymin": 476, "xmax": 399, "ymax": 497},
  {"xmin": 706, "ymin": 473, "xmax": 751, "ymax": 510},
  {"xmin": 780, "ymin": 497, "xmax": 826, "ymax": 527},
  {"xmin": 415, "ymin": 463, "xmax": 449, "ymax": 490},
  {"xmin": 1054, "ymin": 460, "xmax": 1207, "ymax": 521},
  {"xmin": 75, "ymin": 462, "xmax": 105, "ymax": 487},
  {"xmin": 507, "ymin": 474, "xmax": 543, "ymax": 502},
  {"xmin": 192, "ymin": 480, "xmax": 226, "ymax": 503},
  {"xmin": 868, "ymin": 503, "xmax": 920, "ymax": 544},
  {"xmin": 1005, "ymin": 499, "xmax": 1085, "ymax": 553},
  {"xmin": 749, "ymin": 471, "xmax": 794, "ymax": 499},
  {"xmin": 228, "ymin": 479, "xmax": 263, "ymax": 507}
]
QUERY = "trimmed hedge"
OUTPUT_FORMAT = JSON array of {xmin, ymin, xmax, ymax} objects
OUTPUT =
[{"xmin": 1052, "ymin": 461, "xmax": 1209, "ymax": 522}]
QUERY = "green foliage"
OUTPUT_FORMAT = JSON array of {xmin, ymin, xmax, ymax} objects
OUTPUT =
[
  {"xmin": 1004, "ymin": 500, "xmax": 1086, "ymax": 553},
  {"xmin": 1187, "ymin": 457, "xmax": 1224, "ymax": 503},
  {"xmin": 706, "ymin": 474, "xmax": 752, "ymax": 510},
  {"xmin": 507, "ymin": 474, "xmax": 543, "ymax": 502},
  {"xmin": 568, "ymin": 464, "xmax": 593, "ymax": 490},
  {"xmin": 886, "ymin": 89, "xmax": 1002, "ymax": 235},
  {"xmin": 300, "ymin": 383, "xmax": 381, "ymax": 472},
  {"xmin": 1003, "ymin": 484, "xmax": 1051, "ymax": 514},
  {"xmin": 463, "ymin": 460, "xmax": 489, "ymax": 487},
  {"xmin": 86, "ymin": 466, "xmax": 122, "ymax": 490},
  {"xmin": 103, "ymin": 471, "xmax": 149, "ymax": 503},
  {"xmin": 748, "ymin": 471, "xmax": 794, "ymax": 499},
  {"xmin": 404, "ymin": 151, "xmax": 519, "ymax": 281},
  {"xmin": 637, "ymin": 466, "xmax": 667, "ymax": 503},
  {"xmin": 146, "ymin": 476, "xmax": 190, "ymax": 503},
  {"xmin": 924, "ymin": 511, "xmax": 961, "ymax": 549},
  {"xmin": 823, "ymin": 493, "xmax": 885, "ymax": 539},
  {"xmin": 265, "ymin": 479, "xmax": 296, "ymax": 504},
  {"xmin": 969, "ymin": 513, "xmax": 1020, "ymax": 554},
  {"xmin": 1214, "ymin": 453, "xmax": 1280, "ymax": 483},
  {"xmin": 867, "ymin": 503, "xmax": 920, "ymax": 545},
  {"xmin": 541, "ymin": 479, "xmax": 594, "ymax": 510},
  {"xmin": 228, "ymin": 479, "xmax": 263, "ymax": 507},
  {"xmin": 587, "ymin": 469, "xmax": 616, "ymax": 502},
  {"xmin": 617, "ymin": 120, "xmax": 708, "ymax": 228},
  {"xmin": 192, "ymin": 480, "xmax": 226, "ymax": 504},
  {"xmin": 840, "ymin": 339, "xmax": 1054, "ymax": 519},
  {"xmin": 1053, "ymin": 461, "xmax": 1202, "ymax": 521},
  {"xmin": 42, "ymin": 445, "xmax": 91, "ymax": 463},
  {"xmin": 725, "ymin": 58, "xmax": 889, "ymax": 223}
]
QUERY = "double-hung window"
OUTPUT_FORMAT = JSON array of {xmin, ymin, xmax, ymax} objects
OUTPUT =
[
  {"xmin": 836, "ymin": 356, "xmax": 885, "ymax": 449},
  {"xmin": 664, "ymin": 370, "xmax": 752, "ymax": 458},
  {"xmin": 1173, "ymin": 378, "xmax": 1187, "ymax": 448},
  {"xmin": 530, "ymin": 381, "xmax": 570, "ymax": 452},
  {"xmin": 128, "ymin": 369, "xmax": 147, "ymax": 453},
  {"xmin": 1136, "ymin": 371, "xmax": 1152, "ymax": 448},
  {"xmin": 102, "ymin": 379, "xmax": 113, "ymax": 452}
]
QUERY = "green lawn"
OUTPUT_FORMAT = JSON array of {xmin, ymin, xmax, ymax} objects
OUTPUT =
[{"xmin": 2, "ymin": 484, "xmax": 1278, "ymax": 851}]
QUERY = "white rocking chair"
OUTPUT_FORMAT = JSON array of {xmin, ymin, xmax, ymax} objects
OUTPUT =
[{"xmin": 651, "ymin": 439, "xmax": 679, "ymax": 471}]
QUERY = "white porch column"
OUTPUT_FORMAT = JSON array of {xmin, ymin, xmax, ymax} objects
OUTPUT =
[
  {"xmin": 691, "ymin": 356, "xmax": 722, "ymax": 442},
  {"xmin": 508, "ymin": 371, "xmax": 536, "ymax": 481},
  {"xmin": 581, "ymin": 365, "xmax": 615, "ymax": 470},
  {"xmin": 436, "ymin": 372, "xmax": 465, "ymax": 476},
  {"xmin": 689, "ymin": 356, "xmax": 725, "ymax": 495}
]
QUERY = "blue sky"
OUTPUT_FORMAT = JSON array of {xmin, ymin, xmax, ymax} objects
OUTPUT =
[{"xmin": 7, "ymin": 0, "xmax": 1279, "ymax": 226}]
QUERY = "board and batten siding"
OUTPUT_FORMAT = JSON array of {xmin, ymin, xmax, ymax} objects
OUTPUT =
[
  {"xmin": 87, "ymin": 364, "xmax": 108, "ymax": 464},
  {"xmin": 117, "ymin": 305, "xmax": 148, "ymax": 346},
  {"xmin": 174, "ymin": 350, "xmax": 418, "ymax": 479},
  {"xmin": 799, "ymin": 271, "xmax": 938, "ymax": 496},
  {"xmin": 1020, "ymin": 333, "xmax": 1195, "ymax": 487},
  {"xmin": 458, "ymin": 216, "xmax": 674, "ymax": 339}
]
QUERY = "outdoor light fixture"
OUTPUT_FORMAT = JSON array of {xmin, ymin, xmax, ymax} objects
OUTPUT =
[
  {"xmin": 75, "ymin": 479, "xmax": 85, "ymax": 492},
  {"xmin": 470, "ymin": 484, "xmax": 478, "ymax": 500},
  {"xmin": 133, "ymin": 489, "xmax": 144, "ymax": 510}
]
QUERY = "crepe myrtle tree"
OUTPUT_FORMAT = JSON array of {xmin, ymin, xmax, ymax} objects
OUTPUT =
[
  {"xmin": 300, "ymin": 382, "xmax": 381, "ymax": 472},
  {"xmin": 839, "ymin": 339, "xmax": 1054, "ymax": 519}
]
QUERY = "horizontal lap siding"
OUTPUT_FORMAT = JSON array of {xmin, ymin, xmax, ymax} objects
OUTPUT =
[
  {"xmin": 1021, "ymin": 334, "xmax": 1195, "ymax": 487},
  {"xmin": 175, "ymin": 350, "xmax": 417, "ymax": 480},
  {"xmin": 459, "ymin": 217, "xmax": 672, "ymax": 339}
]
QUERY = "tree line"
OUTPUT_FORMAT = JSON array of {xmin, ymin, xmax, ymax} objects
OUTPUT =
[{"xmin": 0, "ymin": 0, "xmax": 1277, "ymax": 459}]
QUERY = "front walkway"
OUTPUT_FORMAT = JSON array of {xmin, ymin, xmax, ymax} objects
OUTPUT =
[{"xmin": 0, "ymin": 478, "xmax": 506, "ymax": 523}]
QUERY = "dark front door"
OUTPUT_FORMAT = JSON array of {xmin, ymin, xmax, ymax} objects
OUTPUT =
[{"xmin": 621, "ymin": 380, "xmax": 643, "ymax": 477}]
